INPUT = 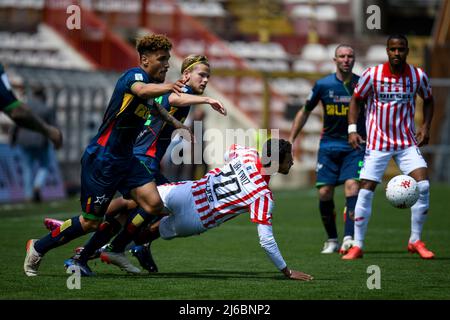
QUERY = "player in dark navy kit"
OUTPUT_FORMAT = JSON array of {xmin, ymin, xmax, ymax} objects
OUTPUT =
[
  {"xmin": 0, "ymin": 63, "xmax": 62, "ymax": 149},
  {"xmin": 23, "ymin": 34, "xmax": 193, "ymax": 276},
  {"xmin": 289, "ymin": 44, "xmax": 366, "ymax": 254},
  {"xmin": 42, "ymin": 54, "xmax": 226, "ymax": 274}
]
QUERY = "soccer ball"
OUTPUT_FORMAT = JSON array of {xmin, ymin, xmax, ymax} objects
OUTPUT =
[{"xmin": 385, "ymin": 175, "xmax": 420, "ymax": 209}]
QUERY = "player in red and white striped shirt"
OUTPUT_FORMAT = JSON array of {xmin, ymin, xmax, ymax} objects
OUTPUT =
[
  {"xmin": 343, "ymin": 34, "xmax": 435, "ymax": 260},
  {"xmin": 99, "ymin": 139, "xmax": 313, "ymax": 281}
]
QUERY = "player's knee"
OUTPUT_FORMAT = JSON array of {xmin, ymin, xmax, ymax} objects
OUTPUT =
[
  {"xmin": 318, "ymin": 186, "xmax": 333, "ymax": 200},
  {"xmin": 360, "ymin": 179, "xmax": 377, "ymax": 191},
  {"xmin": 344, "ymin": 180, "xmax": 359, "ymax": 196},
  {"xmin": 139, "ymin": 199, "xmax": 164, "ymax": 215}
]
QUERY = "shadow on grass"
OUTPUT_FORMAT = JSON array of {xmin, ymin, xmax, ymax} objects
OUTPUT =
[{"xmin": 44, "ymin": 270, "xmax": 289, "ymax": 281}]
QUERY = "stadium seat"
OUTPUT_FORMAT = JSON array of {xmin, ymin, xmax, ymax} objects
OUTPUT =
[
  {"xmin": 290, "ymin": 5, "xmax": 314, "ymax": 18},
  {"xmin": 147, "ymin": 0, "xmax": 175, "ymax": 14},
  {"xmin": 238, "ymin": 77, "xmax": 263, "ymax": 94},
  {"xmin": 177, "ymin": 39, "xmax": 205, "ymax": 56},
  {"xmin": 178, "ymin": 1, "xmax": 226, "ymax": 17},
  {"xmin": 316, "ymin": 5, "xmax": 338, "ymax": 21},
  {"xmin": 318, "ymin": 61, "xmax": 336, "ymax": 73},
  {"xmin": 301, "ymin": 44, "xmax": 329, "ymax": 61},
  {"xmin": 293, "ymin": 59, "xmax": 318, "ymax": 73}
]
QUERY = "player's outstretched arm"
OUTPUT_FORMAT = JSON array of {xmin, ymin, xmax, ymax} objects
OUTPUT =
[
  {"xmin": 347, "ymin": 95, "xmax": 365, "ymax": 149},
  {"xmin": 257, "ymin": 223, "xmax": 313, "ymax": 281},
  {"xmin": 289, "ymin": 107, "xmax": 311, "ymax": 143},
  {"xmin": 131, "ymin": 79, "xmax": 185, "ymax": 100},
  {"xmin": 8, "ymin": 104, "xmax": 63, "ymax": 149},
  {"xmin": 168, "ymin": 94, "xmax": 226, "ymax": 116},
  {"xmin": 153, "ymin": 102, "xmax": 194, "ymax": 142}
]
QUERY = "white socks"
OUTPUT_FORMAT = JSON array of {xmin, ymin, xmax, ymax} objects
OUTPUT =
[
  {"xmin": 409, "ymin": 180, "xmax": 430, "ymax": 243},
  {"xmin": 353, "ymin": 188, "xmax": 374, "ymax": 249}
]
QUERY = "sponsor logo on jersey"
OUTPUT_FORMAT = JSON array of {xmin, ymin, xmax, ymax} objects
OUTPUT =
[{"xmin": 378, "ymin": 92, "xmax": 413, "ymax": 102}]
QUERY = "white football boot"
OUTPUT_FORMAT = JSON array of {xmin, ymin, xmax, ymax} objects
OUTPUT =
[
  {"xmin": 100, "ymin": 251, "xmax": 141, "ymax": 274},
  {"xmin": 24, "ymin": 239, "xmax": 42, "ymax": 276},
  {"xmin": 339, "ymin": 236, "xmax": 354, "ymax": 255},
  {"xmin": 321, "ymin": 238, "xmax": 339, "ymax": 254}
]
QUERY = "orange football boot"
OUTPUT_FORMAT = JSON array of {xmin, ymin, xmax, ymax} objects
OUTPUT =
[
  {"xmin": 342, "ymin": 246, "xmax": 363, "ymax": 260},
  {"xmin": 407, "ymin": 240, "xmax": 435, "ymax": 259}
]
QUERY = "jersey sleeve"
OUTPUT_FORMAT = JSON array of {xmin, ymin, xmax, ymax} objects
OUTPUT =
[
  {"xmin": 126, "ymin": 69, "xmax": 148, "ymax": 92},
  {"xmin": 223, "ymin": 144, "xmax": 238, "ymax": 162},
  {"xmin": 257, "ymin": 223, "xmax": 287, "ymax": 270},
  {"xmin": 0, "ymin": 69, "xmax": 20, "ymax": 113},
  {"xmin": 417, "ymin": 68, "xmax": 433, "ymax": 101},
  {"xmin": 153, "ymin": 94, "xmax": 171, "ymax": 111},
  {"xmin": 304, "ymin": 82, "xmax": 322, "ymax": 112},
  {"xmin": 353, "ymin": 67, "xmax": 373, "ymax": 100},
  {"xmin": 249, "ymin": 193, "xmax": 274, "ymax": 225}
]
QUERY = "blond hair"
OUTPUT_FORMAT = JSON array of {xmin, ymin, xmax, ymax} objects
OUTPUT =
[{"xmin": 181, "ymin": 54, "xmax": 209, "ymax": 73}]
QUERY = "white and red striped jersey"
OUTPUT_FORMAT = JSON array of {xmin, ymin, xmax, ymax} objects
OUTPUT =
[
  {"xmin": 191, "ymin": 144, "xmax": 274, "ymax": 229},
  {"xmin": 354, "ymin": 62, "xmax": 432, "ymax": 151}
]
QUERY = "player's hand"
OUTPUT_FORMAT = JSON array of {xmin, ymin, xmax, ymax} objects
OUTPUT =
[
  {"xmin": 348, "ymin": 132, "xmax": 365, "ymax": 149},
  {"xmin": 206, "ymin": 98, "xmax": 226, "ymax": 116},
  {"xmin": 282, "ymin": 267, "xmax": 313, "ymax": 281},
  {"xmin": 171, "ymin": 79, "xmax": 186, "ymax": 96},
  {"xmin": 48, "ymin": 126, "xmax": 63, "ymax": 149},
  {"xmin": 416, "ymin": 126, "xmax": 430, "ymax": 147}
]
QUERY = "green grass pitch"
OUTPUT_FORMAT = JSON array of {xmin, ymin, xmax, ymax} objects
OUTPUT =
[{"xmin": 1, "ymin": 184, "xmax": 449, "ymax": 300}]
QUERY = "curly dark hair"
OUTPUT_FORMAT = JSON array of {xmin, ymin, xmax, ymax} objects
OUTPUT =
[
  {"xmin": 136, "ymin": 34, "xmax": 172, "ymax": 56},
  {"xmin": 261, "ymin": 138, "xmax": 292, "ymax": 167}
]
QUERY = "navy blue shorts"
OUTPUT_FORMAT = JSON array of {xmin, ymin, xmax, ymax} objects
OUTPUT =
[
  {"xmin": 80, "ymin": 150, "xmax": 157, "ymax": 220},
  {"xmin": 315, "ymin": 138, "xmax": 365, "ymax": 187},
  {"xmin": 135, "ymin": 155, "xmax": 169, "ymax": 186}
]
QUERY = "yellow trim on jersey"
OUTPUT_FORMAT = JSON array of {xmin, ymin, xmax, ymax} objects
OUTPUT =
[
  {"xmin": 116, "ymin": 93, "xmax": 134, "ymax": 117},
  {"xmin": 59, "ymin": 219, "xmax": 73, "ymax": 232},
  {"xmin": 131, "ymin": 214, "xmax": 145, "ymax": 227},
  {"xmin": 130, "ymin": 81, "xmax": 145, "ymax": 92}
]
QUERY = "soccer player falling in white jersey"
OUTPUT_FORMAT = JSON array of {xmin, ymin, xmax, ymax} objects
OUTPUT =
[
  {"xmin": 343, "ymin": 34, "xmax": 435, "ymax": 260},
  {"xmin": 49, "ymin": 139, "xmax": 313, "ymax": 280}
]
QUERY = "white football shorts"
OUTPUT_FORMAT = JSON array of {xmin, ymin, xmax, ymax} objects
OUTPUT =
[
  {"xmin": 158, "ymin": 181, "xmax": 207, "ymax": 240},
  {"xmin": 359, "ymin": 146, "xmax": 428, "ymax": 183}
]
